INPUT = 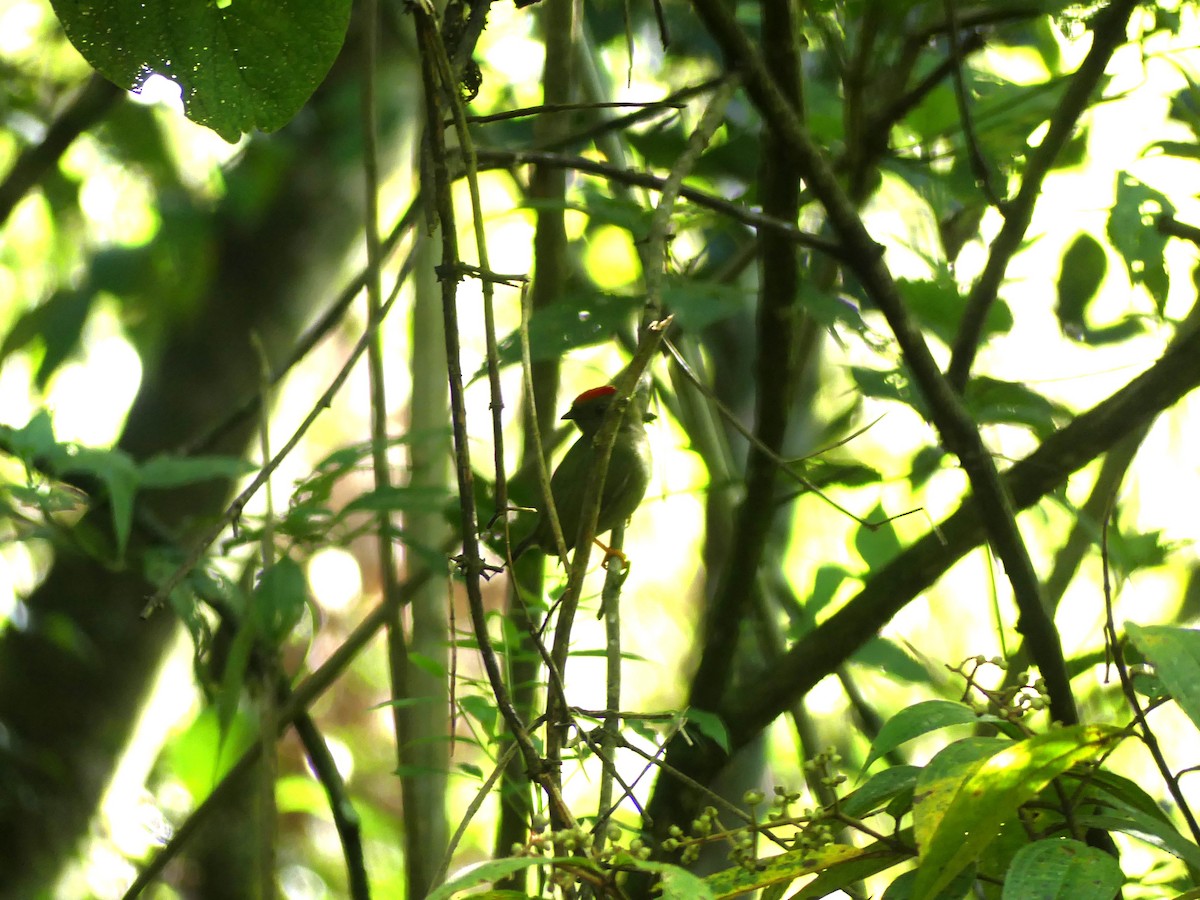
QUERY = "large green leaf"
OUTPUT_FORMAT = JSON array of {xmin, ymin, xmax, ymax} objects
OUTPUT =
[
  {"xmin": 1125, "ymin": 623, "xmax": 1200, "ymax": 734},
  {"xmin": 1001, "ymin": 839, "xmax": 1124, "ymax": 899},
  {"xmin": 911, "ymin": 725, "xmax": 1124, "ymax": 900},
  {"xmin": 50, "ymin": 0, "xmax": 351, "ymax": 141}
]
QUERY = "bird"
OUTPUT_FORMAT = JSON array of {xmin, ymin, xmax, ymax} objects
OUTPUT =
[{"xmin": 510, "ymin": 384, "xmax": 652, "ymax": 564}]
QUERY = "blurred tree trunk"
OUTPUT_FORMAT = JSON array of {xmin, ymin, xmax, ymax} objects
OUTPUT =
[{"xmin": 0, "ymin": 15, "xmax": 408, "ymax": 894}]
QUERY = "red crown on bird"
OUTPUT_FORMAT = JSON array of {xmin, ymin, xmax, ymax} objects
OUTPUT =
[{"xmin": 572, "ymin": 385, "xmax": 617, "ymax": 404}]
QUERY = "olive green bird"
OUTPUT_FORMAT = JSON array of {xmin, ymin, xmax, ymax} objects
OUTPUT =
[{"xmin": 511, "ymin": 385, "xmax": 652, "ymax": 562}]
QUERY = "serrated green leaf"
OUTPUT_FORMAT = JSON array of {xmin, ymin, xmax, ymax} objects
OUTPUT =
[
  {"xmin": 50, "ymin": 0, "xmax": 351, "ymax": 141},
  {"xmin": 1, "ymin": 410, "xmax": 66, "ymax": 470}
]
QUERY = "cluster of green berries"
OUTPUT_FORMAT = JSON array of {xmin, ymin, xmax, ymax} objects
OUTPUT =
[
  {"xmin": 660, "ymin": 805, "xmax": 720, "ymax": 865},
  {"xmin": 957, "ymin": 655, "xmax": 1050, "ymax": 722},
  {"xmin": 510, "ymin": 821, "xmax": 651, "ymax": 864}
]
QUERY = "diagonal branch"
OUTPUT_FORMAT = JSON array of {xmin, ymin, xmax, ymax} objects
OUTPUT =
[
  {"xmin": 728, "ymin": 317, "xmax": 1200, "ymax": 744},
  {"xmin": 688, "ymin": 0, "xmax": 1076, "ymax": 725},
  {"xmin": 946, "ymin": 0, "xmax": 1140, "ymax": 390}
]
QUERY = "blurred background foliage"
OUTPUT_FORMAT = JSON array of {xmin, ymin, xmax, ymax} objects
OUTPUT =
[{"xmin": 1, "ymin": 0, "xmax": 1200, "ymax": 897}]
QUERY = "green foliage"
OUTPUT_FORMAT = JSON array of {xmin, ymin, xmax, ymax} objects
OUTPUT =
[
  {"xmin": 1126, "ymin": 624, "xmax": 1200, "ymax": 733},
  {"xmin": 7, "ymin": 0, "xmax": 1200, "ymax": 898},
  {"xmin": 50, "ymin": 0, "xmax": 352, "ymax": 141},
  {"xmin": 0, "ymin": 410, "xmax": 252, "ymax": 558}
]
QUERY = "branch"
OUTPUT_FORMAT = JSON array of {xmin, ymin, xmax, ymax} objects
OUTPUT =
[
  {"xmin": 946, "ymin": 0, "xmax": 1140, "ymax": 390},
  {"xmin": 688, "ymin": 0, "xmax": 1077, "ymax": 725},
  {"xmin": 728, "ymin": 318, "xmax": 1200, "ymax": 744},
  {"xmin": 688, "ymin": 0, "xmax": 802, "ymax": 712},
  {"xmin": 0, "ymin": 74, "xmax": 121, "ymax": 227},
  {"xmin": 474, "ymin": 148, "xmax": 844, "ymax": 260}
]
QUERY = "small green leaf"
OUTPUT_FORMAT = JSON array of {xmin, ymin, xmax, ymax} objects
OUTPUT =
[
  {"xmin": 0, "ymin": 410, "xmax": 65, "ymax": 469},
  {"xmin": 855, "ymin": 638, "xmax": 930, "ymax": 684},
  {"xmin": 1056, "ymin": 232, "xmax": 1108, "ymax": 340},
  {"xmin": 1107, "ymin": 172, "xmax": 1174, "ymax": 313},
  {"xmin": 62, "ymin": 446, "xmax": 139, "ymax": 558},
  {"xmin": 899, "ymin": 274, "xmax": 1013, "ymax": 347},
  {"xmin": 487, "ymin": 291, "xmax": 642, "ymax": 377},
  {"xmin": 851, "ymin": 365, "xmax": 929, "ymax": 419},
  {"xmin": 409, "ymin": 652, "xmax": 446, "ymax": 678},
  {"xmin": 458, "ymin": 694, "xmax": 499, "ymax": 741},
  {"xmin": 0, "ymin": 289, "xmax": 95, "ymax": 388},
  {"xmin": 684, "ymin": 708, "xmax": 730, "ymax": 753},
  {"xmin": 964, "ymin": 376, "xmax": 1066, "ymax": 438},
  {"xmin": 854, "ymin": 504, "xmax": 903, "ymax": 570},
  {"xmin": 250, "ymin": 557, "xmax": 307, "ymax": 643},
  {"xmin": 456, "ymin": 762, "xmax": 483, "ymax": 779},
  {"xmin": 863, "ymin": 700, "xmax": 998, "ymax": 772},
  {"xmin": 842, "ymin": 766, "xmax": 921, "ymax": 819},
  {"xmin": 1074, "ymin": 808, "xmax": 1200, "ymax": 871},
  {"xmin": 342, "ymin": 485, "xmax": 449, "ymax": 515}
]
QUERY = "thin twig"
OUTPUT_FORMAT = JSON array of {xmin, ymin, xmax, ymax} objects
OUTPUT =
[
  {"xmin": 688, "ymin": 0, "xmax": 1078, "ymax": 728},
  {"xmin": 139, "ymin": 244, "xmax": 411, "ymax": 618},
  {"xmin": 410, "ymin": 0, "xmax": 573, "ymax": 827},
  {"xmin": 462, "ymin": 100, "xmax": 685, "ymax": 125},
  {"xmin": 1101, "ymin": 506, "xmax": 1200, "ymax": 849},
  {"xmin": 946, "ymin": 0, "xmax": 1141, "ymax": 390},
  {"xmin": 941, "ymin": 0, "xmax": 1003, "ymax": 207},
  {"xmin": 474, "ymin": 148, "xmax": 844, "ymax": 260}
]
